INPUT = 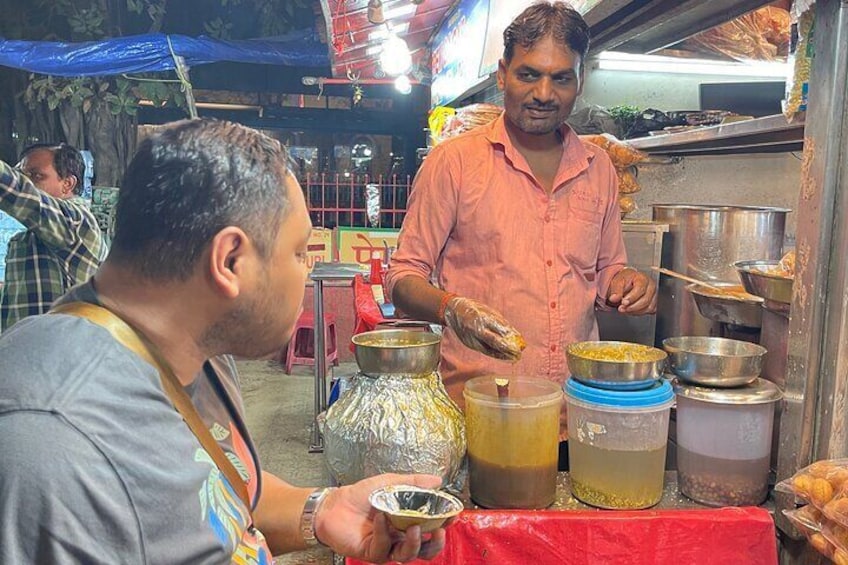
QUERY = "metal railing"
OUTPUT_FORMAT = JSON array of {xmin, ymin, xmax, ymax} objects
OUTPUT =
[{"xmin": 304, "ymin": 173, "xmax": 411, "ymax": 229}]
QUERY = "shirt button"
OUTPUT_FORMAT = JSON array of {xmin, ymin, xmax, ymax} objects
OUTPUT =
[
  {"xmin": 544, "ymin": 215, "xmax": 551, "ymax": 223},
  {"xmin": 550, "ymin": 301, "xmax": 557, "ymax": 309},
  {"xmin": 546, "ymin": 260, "xmax": 553, "ymax": 267},
  {"xmin": 550, "ymin": 345, "xmax": 557, "ymax": 352}
]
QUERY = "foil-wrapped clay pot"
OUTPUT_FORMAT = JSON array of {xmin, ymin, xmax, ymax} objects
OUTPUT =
[{"xmin": 323, "ymin": 332, "xmax": 466, "ymax": 486}]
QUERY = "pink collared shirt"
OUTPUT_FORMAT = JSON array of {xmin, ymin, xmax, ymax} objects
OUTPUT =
[{"xmin": 386, "ymin": 114, "xmax": 627, "ymax": 418}]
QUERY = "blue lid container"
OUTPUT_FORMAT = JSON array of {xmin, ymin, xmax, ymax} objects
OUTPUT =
[{"xmin": 565, "ymin": 378, "xmax": 674, "ymax": 409}]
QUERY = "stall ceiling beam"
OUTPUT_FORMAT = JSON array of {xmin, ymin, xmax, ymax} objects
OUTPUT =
[
  {"xmin": 586, "ymin": 0, "xmax": 772, "ymax": 55},
  {"xmin": 138, "ymin": 106, "xmax": 424, "ymax": 137}
]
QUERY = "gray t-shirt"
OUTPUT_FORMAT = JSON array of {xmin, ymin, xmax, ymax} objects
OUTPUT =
[{"xmin": 0, "ymin": 282, "xmax": 272, "ymax": 564}]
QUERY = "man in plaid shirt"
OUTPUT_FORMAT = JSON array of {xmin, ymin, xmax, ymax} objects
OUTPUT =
[{"xmin": 0, "ymin": 144, "xmax": 106, "ymax": 331}]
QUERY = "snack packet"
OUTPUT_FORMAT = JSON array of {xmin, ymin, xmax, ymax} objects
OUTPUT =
[
  {"xmin": 776, "ymin": 459, "xmax": 848, "ymax": 509},
  {"xmin": 783, "ymin": 505, "xmax": 834, "ymax": 560},
  {"xmin": 822, "ymin": 519, "xmax": 848, "ymax": 564},
  {"xmin": 783, "ymin": 7, "xmax": 815, "ymax": 121}
]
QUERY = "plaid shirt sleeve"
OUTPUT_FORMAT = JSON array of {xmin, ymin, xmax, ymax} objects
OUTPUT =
[
  {"xmin": 0, "ymin": 160, "xmax": 105, "ymax": 331},
  {"xmin": 0, "ymin": 160, "xmax": 90, "ymax": 251}
]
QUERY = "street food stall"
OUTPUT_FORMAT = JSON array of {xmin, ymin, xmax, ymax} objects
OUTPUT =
[{"xmin": 312, "ymin": 1, "xmax": 848, "ymax": 563}]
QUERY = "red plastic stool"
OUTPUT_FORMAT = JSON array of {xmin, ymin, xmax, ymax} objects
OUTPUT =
[{"xmin": 285, "ymin": 311, "xmax": 339, "ymax": 374}]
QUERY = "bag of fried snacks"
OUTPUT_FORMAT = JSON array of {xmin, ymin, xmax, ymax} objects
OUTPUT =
[
  {"xmin": 428, "ymin": 106, "xmax": 456, "ymax": 146},
  {"xmin": 823, "ymin": 482, "xmax": 848, "ymax": 531},
  {"xmin": 580, "ymin": 134, "xmax": 647, "ymax": 168},
  {"xmin": 617, "ymin": 167, "xmax": 641, "ymax": 195},
  {"xmin": 776, "ymin": 459, "xmax": 848, "ymax": 510},
  {"xmin": 783, "ymin": 7, "xmax": 815, "ymax": 121},
  {"xmin": 619, "ymin": 195, "xmax": 637, "ymax": 218},
  {"xmin": 783, "ymin": 505, "xmax": 836, "ymax": 560},
  {"xmin": 821, "ymin": 520, "xmax": 848, "ymax": 565}
]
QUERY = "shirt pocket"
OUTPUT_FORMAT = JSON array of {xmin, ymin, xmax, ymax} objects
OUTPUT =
[{"xmin": 565, "ymin": 205, "xmax": 603, "ymax": 270}]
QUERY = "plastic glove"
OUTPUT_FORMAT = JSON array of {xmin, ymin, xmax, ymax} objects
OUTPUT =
[{"xmin": 443, "ymin": 296, "xmax": 526, "ymax": 361}]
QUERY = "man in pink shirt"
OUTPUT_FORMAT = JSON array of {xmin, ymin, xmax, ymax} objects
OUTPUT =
[{"xmin": 386, "ymin": 2, "xmax": 656, "ymax": 466}]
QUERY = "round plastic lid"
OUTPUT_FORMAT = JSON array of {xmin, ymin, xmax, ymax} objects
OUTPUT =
[
  {"xmin": 565, "ymin": 378, "xmax": 674, "ymax": 408},
  {"xmin": 672, "ymin": 377, "xmax": 783, "ymax": 405},
  {"xmin": 464, "ymin": 376, "xmax": 562, "ymax": 408}
]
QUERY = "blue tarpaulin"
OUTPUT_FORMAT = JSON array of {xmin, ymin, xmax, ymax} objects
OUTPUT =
[{"xmin": 0, "ymin": 29, "xmax": 328, "ymax": 77}]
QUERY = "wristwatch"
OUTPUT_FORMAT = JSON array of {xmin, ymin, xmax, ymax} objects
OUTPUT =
[{"xmin": 300, "ymin": 487, "xmax": 334, "ymax": 547}]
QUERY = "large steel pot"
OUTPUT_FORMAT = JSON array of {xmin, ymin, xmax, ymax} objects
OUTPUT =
[{"xmin": 652, "ymin": 205, "xmax": 789, "ymax": 345}]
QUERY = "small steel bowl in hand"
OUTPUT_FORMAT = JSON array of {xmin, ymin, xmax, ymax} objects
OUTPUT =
[
  {"xmin": 369, "ymin": 485, "xmax": 463, "ymax": 533},
  {"xmin": 352, "ymin": 329, "xmax": 441, "ymax": 376},
  {"xmin": 662, "ymin": 336, "xmax": 767, "ymax": 388},
  {"xmin": 566, "ymin": 341, "xmax": 668, "ymax": 390}
]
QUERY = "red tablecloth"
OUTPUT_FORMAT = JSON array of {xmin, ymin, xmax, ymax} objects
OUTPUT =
[
  {"xmin": 347, "ymin": 507, "xmax": 777, "ymax": 565},
  {"xmin": 352, "ymin": 274, "xmax": 389, "ymax": 338}
]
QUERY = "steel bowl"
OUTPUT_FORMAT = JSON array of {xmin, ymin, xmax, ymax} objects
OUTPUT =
[
  {"xmin": 734, "ymin": 260, "xmax": 794, "ymax": 304},
  {"xmin": 369, "ymin": 485, "xmax": 463, "ymax": 533},
  {"xmin": 352, "ymin": 329, "xmax": 441, "ymax": 376},
  {"xmin": 566, "ymin": 341, "xmax": 668, "ymax": 390},
  {"xmin": 662, "ymin": 336, "xmax": 767, "ymax": 388},
  {"xmin": 686, "ymin": 282, "xmax": 764, "ymax": 328}
]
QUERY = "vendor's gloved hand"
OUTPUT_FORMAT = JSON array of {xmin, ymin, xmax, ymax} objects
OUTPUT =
[{"xmin": 443, "ymin": 296, "xmax": 526, "ymax": 361}]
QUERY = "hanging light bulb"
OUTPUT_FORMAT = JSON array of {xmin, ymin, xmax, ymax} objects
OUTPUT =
[
  {"xmin": 379, "ymin": 33, "xmax": 412, "ymax": 76},
  {"xmin": 394, "ymin": 75, "xmax": 412, "ymax": 95},
  {"xmin": 367, "ymin": 0, "xmax": 386, "ymax": 25}
]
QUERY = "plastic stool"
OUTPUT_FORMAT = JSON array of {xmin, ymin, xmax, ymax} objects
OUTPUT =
[{"xmin": 285, "ymin": 311, "xmax": 339, "ymax": 374}]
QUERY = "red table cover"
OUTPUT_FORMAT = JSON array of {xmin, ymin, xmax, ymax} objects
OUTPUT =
[
  {"xmin": 352, "ymin": 274, "xmax": 389, "ymax": 339},
  {"xmin": 346, "ymin": 507, "xmax": 777, "ymax": 565}
]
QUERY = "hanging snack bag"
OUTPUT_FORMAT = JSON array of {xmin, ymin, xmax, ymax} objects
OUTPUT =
[{"xmin": 782, "ymin": 6, "xmax": 815, "ymax": 121}]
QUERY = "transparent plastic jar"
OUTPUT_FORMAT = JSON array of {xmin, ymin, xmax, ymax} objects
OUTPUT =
[
  {"xmin": 674, "ymin": 378, "xmax": 782, "ymax": 506},
  {"xmin": 464, "ymin": 376, "xmax": 562, "ymax": 509},
  {"xmin": 565, "ymin": 379, "xmax": 674, "ymax": 509}
]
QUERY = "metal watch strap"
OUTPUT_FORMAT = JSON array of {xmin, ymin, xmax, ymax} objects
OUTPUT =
[{"xmin": 300, "ymin": 487, "xmax": 334, "ymax": 547}]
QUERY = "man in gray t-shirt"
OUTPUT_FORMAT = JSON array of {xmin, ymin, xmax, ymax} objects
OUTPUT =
[
  {"xmin": 1, "ymin": 282, "xmax": 265, "ymax": 563},
  {"xmin": 0, "ymin": 119, "xmax": 449, "ymax": 564}
]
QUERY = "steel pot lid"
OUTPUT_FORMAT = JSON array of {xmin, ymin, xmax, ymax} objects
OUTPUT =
[{"xmin": 672, "ymin": 377, "xmax": 783, "ymax": 405}]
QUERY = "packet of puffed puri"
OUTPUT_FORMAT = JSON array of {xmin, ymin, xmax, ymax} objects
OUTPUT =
[
  {"xmin": 775, "ymin": 458, "xmax": 848, "ymax": 510},
  {"xmin": 783, "ymin": 505, "xmax": 836, "ymax": 561},
  {"xmin": 782, "ymin": 5, "xmax": 815, "ymax": 122},
  {"xmin": 821, "ymin": 519, "xmax": 848, "ymax": 564},
  {"xmin": 824, "ymin": 479, "xmax": 848, "ymax": 531}
]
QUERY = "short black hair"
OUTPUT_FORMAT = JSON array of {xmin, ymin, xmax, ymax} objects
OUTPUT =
[
  {"xmin": 109, "ymin": 119, "xmax": 291, "ymax": 281},
  {"xmin": 20, "ymin": 143, "xmax": 86, "ymax": 196},
  {"xmin": 503, "ymin": 1, "xmax": 591, "ymax": 66}
]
